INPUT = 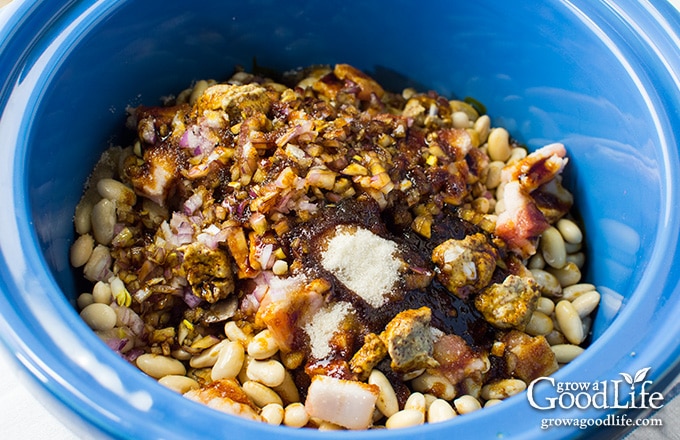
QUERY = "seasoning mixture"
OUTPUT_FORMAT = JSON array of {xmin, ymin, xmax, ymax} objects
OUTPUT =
[{"xmin": 70, "ymin": 64, "xmax": 600, "ymax": 429}]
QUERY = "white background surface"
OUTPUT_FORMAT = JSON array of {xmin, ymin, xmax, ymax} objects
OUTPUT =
[{"xmin": 0, "ymin": 346, "xmax": 79, "ymax": 440}]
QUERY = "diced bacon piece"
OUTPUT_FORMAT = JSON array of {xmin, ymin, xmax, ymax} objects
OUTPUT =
[
  {"xmin": 501, "ymin": 330, "xmax": 558, "ymax": 383},
  {"xmin": 128, "ymin": 143, "xmax": 185, "ymax": 206},
  {"xmin": 333, "ymin": 64, "xmax": 385, "ymax": 101},
  {"xmin": 502, "ymin": 143, "xmax": 568, "ymax": 192},
  {"xmin": 430, "ymin": 334, "xmax": 488, "ymax": 386},
  {"xmin": 184, "ymin": 379, "xmax": 262, "ymax": 421},
  {"xmin": 495, "ymin": 144, "xmax": 573, "ymax": 257},
  {"xmin": 532, "ymin": 177, "xmax": 574, "ymax": 223},
  {"xmin": 304, "ymin": 375, "xmax": 379, "ymax": 430},
  {"xmin": 256, "ymin": 275, "xmax": 328, "ymax": 352},
  {"xmin": 436, "ymin": 128, "xmax": 474, "ymax": 160},
  {"xmin": 495, "ymin": 181, "xmax": 549, "ymax": 257},
  {"xmin": 431, "ymin": 233, "xmax": 498, "ymax": 299}
]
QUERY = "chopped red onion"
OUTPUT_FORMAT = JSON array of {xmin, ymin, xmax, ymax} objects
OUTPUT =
[
  {"xmin": 239, "ymin": 292, "xmax": 260, "ymax": 315},
  {"xmin": 179, "ymin": 129, "xmax": 190, "ymax": 148},
  {"xmin": 164, "ymin": 213, "xmax": 194, "ymax": 247},
  {"xmin": 183, "ymin": 192, "xmax": 204, "ymax": 215},
  {"xmin": 183, "ymin": 287, "xmax": 203, "ymax": 309},
  {"xmin": 296, "ymin": 199, "xmax": 318, "ymax": 213},
  {"xmin": 196, "ymin": 224, "xmax": 229, "ymax": 250},
  {"xmin": 114, "ymin": 304, "xmax": 146, "ymax": 337},
  {"xmin": 257, "ymin": 243, "xmax": 274, "ymax": 269},
  {"xmin": 133, "ymin": 287, "xmax": 152, "ymax": 303}
]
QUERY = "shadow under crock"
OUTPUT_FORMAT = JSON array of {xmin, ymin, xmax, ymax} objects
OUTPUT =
[{"xmin": 1, "ymin": 0, "xmax": 680, "ymax": 439}]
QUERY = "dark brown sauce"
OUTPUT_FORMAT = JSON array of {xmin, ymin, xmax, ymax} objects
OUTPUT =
[{"xmin": 283, "ymin": 198, "xmax": 499, "ymax": 363}]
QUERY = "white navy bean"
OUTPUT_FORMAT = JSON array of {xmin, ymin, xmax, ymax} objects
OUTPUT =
[
  {"xmin": 525, "ymin": 311, "xmax": 553, "ymax": 336},
  {"xmin": 485, "ymin": 161, "xmax": 504, "ymax": 190},
  {"xmin": 170, "ymin": 348, "xmax": 192, "ymax": 361},
  {"xmin": 427, "ymin": 399, "xmax": 457, "ymax": 423},
  {"xmin": 261, "ymin": 403, "xmax": 284, "ymax": 426},
  {"xmin": 97, "ymin": 178, "xmax": 137, "ymax": 206},
  {"xmin": 70, "ymin": 234, "xmax": 95, "ymax": 268},
  {"xmin": 472, "ymin": 197, "xmax": 490, "ymax": 214},
  {"xmin": 242, "ymin": 380, "xmax": 282, "ymax": 407},
  {"xmin": 453, "ymin": 395, "xmax": 481, "ymax": 414},
  {"xmin": 189, "ymin": 80, "xmax": 211, "ymax": 105},
  {"xmin": 507, "ymin": 146, "xmax": 527, "ymax": 163},
  {"xmin": 247, "ymin": 329, "xmax": 279, "ymax": 359},
  {"xmin": 530, "ymin": 269, "xmax": 562, "ymax": 297},
  {"xmin": 401, "ymin": 368, "xmax": 425, "ymax": 382},
  {"xmin": 528, "ymin": 252, "xmax": 545, "ymax": 270},
  {"xmin": 109, "ymin": 276, "xmax": 130, "ymax": 306},
  {"xmin": 565, "ymin": 241, "xmax": 582, "ymax": 254},
  {"xmin": 487, "ymin": 127, "xmax": 511, "ymax": 162},
  {"xmin": 318, "ymin": 421, "xmax": 343, "ymax": 431},
  {"xmin": 190, "ymin": 339, "xmax": 229, "ymax": 369},
  {"xmin": 80, "ymin": 302, "xmax": 117, "ymax": 331},
  {"xmin": 474, "ymin": 115, "xmax": 491, "ymax": 143},
  {"xmin": 551, "ymin": 344, "xmax": 585, "ymax": 363},
  {"xmin": 385, "ymin": 409, "xmax": 424, "ymax": 429},
  {"xmin": 211, "ymin": 341, "xmax": 245, "ymax": 381},
  {"xmin": 536, "ymin": 297, "xmax": 555, "ymax": 315},
  {"xmin": 562, "ymin": 283, "xmax": 596, "ymax": 301},
  {"xmin": 283, "ymin": 402, "xmax": 309, "ymax": 427},
  {"xmin": 237, "ymin": 355, "xmax": 253, "ymax": 384},
  {"xmin": 566, "ymin": 252, "xmax": 586, "ymax": 268},
  {"xmin": 423, "ymin": 393, "xmax": 437, "ymax": 409},
  {"xmin": 546, "ymin": 329, "xmax": 567, "ymax": 346},
  {"xmin": 484, "ymin": 399, "xmax": 503, "ymax": 407},
  {"xmin": 83, "ymin": 245, "xmax": 111, "ymax": 282},
  {"xmin": 76, "ymin": 293, "xmax": 94, "ymax": 309},
  {"xmin": 556, "ymin": 218, "xmax": 583, "ymax": 244},
  {"xmin": 158, "ymin": 375, "xmax": 199, "ymax": 394},
  {"xmin": 91, "ymin": 198, "xmax": 117, "ymax": 245},
  {"xmin": 547, "ymin": 262, "xmax": 581, "ymax": 287},
  {"xmin": 541, "ymin": 226, "xmax": 567, "ymax": 269},
  {"xmin": 246, "ymin": 359, "xmax": 286, "ymax": 388},
  {"xmin": 404, "ymin": 392, "xmax": 426, "ymax": 414},
  {"xmin": 452, "ymin": 111, "xmax": 470, "ymax": 129},
  {"xmin": 273, "ymin": 371, "xmax": 301, "ymax": 404},
  {"xmin": 136, "ymin": 353, "xmax": 186, "ymax": 379},
  {"xmin": 92, "ymin": 281, "xmax": 112, "ymax": 304},
  {"xmin": 272, "ymin": 259, "xmax": 288, "ymax": 275},
  {"xmin": 369, "ymin": 369, "xmax": 399, "ymax": 417},
  {"xmin": 480, "ymin": 379, "xmax": 526, "ymax": 400},
  {"xmin": 224, "ymin": 321, "xmax": 249, "ymax": 344},
  {"xmin": 571, "ymin": 290, "xmax": 601, "ymax": 318},
  {"xmin": 555, "ymin": 300, "xmax": 584, "ymax": 344},
  {"xmin": 410, "ymin": 371, "xmax": 456, "ymax": 401},
  {"xmin": 493, "ymin": 200, "xmax": 505, "ymax": 216},
  {"xmin": 74, "ymin": 200, "xmax": 94, "ymax": 235}
]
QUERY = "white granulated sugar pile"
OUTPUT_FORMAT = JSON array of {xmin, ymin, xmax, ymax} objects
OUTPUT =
[
  {"xmin": 320, "ymin": 226, "xmax": 402, "ymax": 307},
  {"xmin": 305, "ymin": 302, "xmax": 354, "ymax": 359}
]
